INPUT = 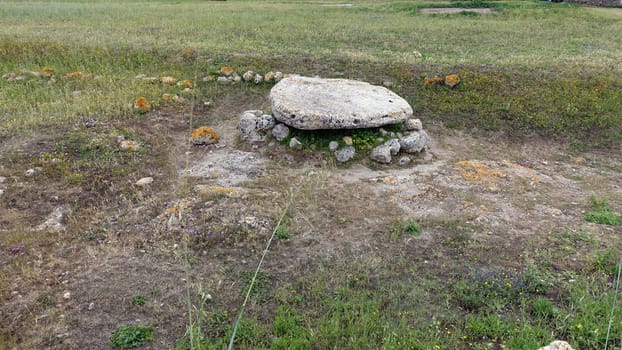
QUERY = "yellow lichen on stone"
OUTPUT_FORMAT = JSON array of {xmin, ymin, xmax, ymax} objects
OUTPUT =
[
  {"xmin": 177, "ymin": 80, "xmax": 193, "ymax": 88},
  {"xmin": 191, "ymin": 126, "xmax": 220, "ymax": 145},
  {"xmin": 64, "ymin": 71, "xmax": 85, "ymax": 78},
  {"xmin": 195, "ymin": 185, "xmax": 245, "ymax": 198},
  {"xmin": 444, "ymin": 74, "xmax": 461, "ymax": 88},
  {"xmin": 220, "ymin": 66, "xmax": 234, "ymax": 76},
  {"xmin": 424, "ymin": 76, "xmax": 444, "ymax": 85},
  {"xmin": 133, "ymin": 97, "xmax": 151, "ymax": 113},
  {"xmin": 456, "ymin": 160, "xmax": 507, "ymax": 184}
]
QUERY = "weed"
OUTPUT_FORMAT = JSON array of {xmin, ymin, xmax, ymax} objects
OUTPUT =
[
  {"xmin": 130, "ymin": 295, "xmax": 145, "ymax": 306},
  {"xmin": 109, "ymin": 325, "xmax": 154, "ymax": 349},
  {"xmin": 275, "ymin": 226, "xmax": 291, "ymax": 240},
  {"xmin": 404, "ymin": 219, "xmax": 421, "ymax": 236}
]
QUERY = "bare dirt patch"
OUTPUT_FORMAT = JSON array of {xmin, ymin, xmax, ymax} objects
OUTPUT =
[{"xmin": 1, "ymin": 88, "xmax": 621, "ymax": 348}]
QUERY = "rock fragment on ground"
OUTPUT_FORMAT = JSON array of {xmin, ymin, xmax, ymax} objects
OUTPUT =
[
  {"xmin": 444, "ymin": 74, "xmax": 461, "ymax": 88},
  {"xmin": 271, "ymin": 124, "xmax": 290, "ymax": 141},
  {"xmin": 335, "ymin": 146, "xmax": 355, "ymax": 163},
  {"xmin": 135, "ymin": 177, "xmax": 154, "ymax": 186},
  {"xmin": 370, "ymin": 145, "xmax": 392, "ymax": 164},
  {"xmin": 270, "ymin": 76, "xmax": 413, "ymax": 130},
  {"xmin": 289, "ymin": 137, "xmax": 303, "ymax": 150},
  {"xmin": 399, "ymin": 130, "xmax": 429, "ymax": 153},
  {"xmin": 37, "ymin": 207, "xmax": 66, "ymax": 232},
  {"xmin": 191, "ymin": 126, "xmax": 220, "ymax": 145},
  {"xmin": 538, "ymin": 340, "xmax": 574, "ymax": 350},
  {"xmin": 329, "ymin": 141, "xmax": 339, "ymax": 152}
]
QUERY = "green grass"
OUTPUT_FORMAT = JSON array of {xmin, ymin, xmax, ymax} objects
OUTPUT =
[
  {"xmin": 1, "ymin": 1, "xmax": 622, "ymax": 144},
  {"xmin": 180, "ymin": 258, "xmax": 621, "ymax": 349},
  {"xmin": 109, "ymin": 325, "xmax": 154, "ymax": 349},
  {"xmin": 585, "ymin": 196, "xmax": 622, "ymax": 225}
]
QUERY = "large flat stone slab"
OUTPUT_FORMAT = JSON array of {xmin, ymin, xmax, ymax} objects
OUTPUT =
[{"xmin": 270, "ymin": 76, "xmax": 413, "ymax": 130}]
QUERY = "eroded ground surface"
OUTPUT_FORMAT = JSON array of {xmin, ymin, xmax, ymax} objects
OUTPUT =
[{"xmin": 1, "ymin": 90, "xmax": 621, "ymax": 349}]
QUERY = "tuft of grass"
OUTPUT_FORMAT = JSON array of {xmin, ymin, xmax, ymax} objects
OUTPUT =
[
  {"xmin": 109, "ymin": 325, "xmax": 154, "ymax": 349},
  {"xmin": 404, "ymin": 219, "xmax": 421, "ymax": 236},
  {"xmin": 584, "ymin": 196, "xmax": 622, "ymax": 225},
  {"xmin": 130, "ymin": 295, "xmax": 145, "ymax": 306},
  {"xmin": 275, "ymin": 226, "xmax": 291, "ymax": 240}
]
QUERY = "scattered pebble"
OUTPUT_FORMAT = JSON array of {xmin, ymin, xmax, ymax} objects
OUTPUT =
[
  {"xmin": 63, "ymin": 291, "xmax": 71, "ymax": 300},
  {"xmin": 135, "ymin": 177, "xmax": 154, "ymax": 186},
  {"xmin": 25, "ymin": 169, "xmax": 35, "ymax": 177},
  {"xmin": 0, "ymin": 176, "xmax": 6, "ymax": 183},
  {"xmin": 119, "ymin": 140, "xmax": 140, "ymax": 151},
  {"xmin": 289, "ymin": 137, "xmax": 303, "ymax": 150},
  {"xmin": 0, "ymin": 189, "xmax": 4, "ymax": 196},
  {"xmin": 343, "ymin": 136, "xmax": 353, "ymax": 146},
  {"xmin": 329, "ymin": 141, "xmax": 339, "ymax": 152},
  {"xmin": 398, "ymin": 156, "xmax": 412, "ymax": 165},
  {"xmin": 88, "ymin": 302, "xmax": 95, "ymax": 310}
]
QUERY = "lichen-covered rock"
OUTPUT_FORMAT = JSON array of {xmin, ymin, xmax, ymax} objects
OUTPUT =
[
  {"xmin": 270, "ymin": 76, "xmax": 413, "ymax": 130},
  {"xmin": 242, "ymin": 71, "xmax": 255, "ymax": 82},
  {"xmin": 335, "ymin": 146, "xmax": 356, "ymax": 163},
  {"xmin": 191, "ymin": 126, "xmax": 220, "ymax": 145},
  {"xmin": 329, "ymin": 141, "xmax": 339, "ymax": 152},
  {"xmin": 424, "ymin": 76, "xmax": 444, "ymax": 85},
  {"xmin": 254, "ymin": 74, "xmax": 264, "ymax": 84},
  {"xmin": 271, "ymin": 124, "xmax": 290, "ymax": 141},
  {"xmin": 404, "ymin": 118, "xmax": 423, "ymax": 131},
  {"xmin": 399, "ymin": 130, "xmax": 429, "ymax": 153},
  {"xmin": 444, "ymin": 74, "xmax": 461, "ymax": 88},
  {"xmin": 538, "ymin": 340, "xmax": 574, "ymax": 350},
  {"xmin": 289, "ymin": 137, "xmax": 303, "ymax": 150},
  {"xmin": 370, "ymin": 145, "xmax": 392, "ymax": 164},
  {"xmin": 220, "ymin": 66, "xmax": 234, "ymax": 76},
  {"xmin": 133, "ymin": 97, "xmax": 150, "ymax": 113},
  {"xmin": 265, "ymin": 71, "xmax": 276, "ymax": 82}
]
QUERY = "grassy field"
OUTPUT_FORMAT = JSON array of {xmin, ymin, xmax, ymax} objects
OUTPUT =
[{"xmin": 1, "ymin": 0, "xmax": 621, "ymax": 349}]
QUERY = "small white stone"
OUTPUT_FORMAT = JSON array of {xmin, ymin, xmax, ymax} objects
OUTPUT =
[
  {"xmin": 0, "ymin": 176, "xmax": 6, "ymax": 183},
  {"xmin": 289, "ymin": 137, "xmax": 303, "ymax": 150},
  {"xmin": 135, "ymin": 177, "xmax": 154, "ymax": 186},
  {"xmin": 25, "ymin": 169, "xmax": 35, "ymax": 177},
  {"xmin": 0, "ymin": 189, "xmax": 4, "ymax": 197},
  {"xmin": 329, "ymin": 141, "xmax": 339, "ymax": 152},
  {"xmin": 63, "ymin": 291, "xmax": 71, "ymax": 300},
  {"xmin": 88, "ymin": 302, "xmax": 95, "ymax": 310},
  {"xmin": 254, "ymin": 74, "xmax": 264, "ymax": 84},
  {"xmin": 217, "ymin": 76, "xmax": 229, "ymax": 84}
]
